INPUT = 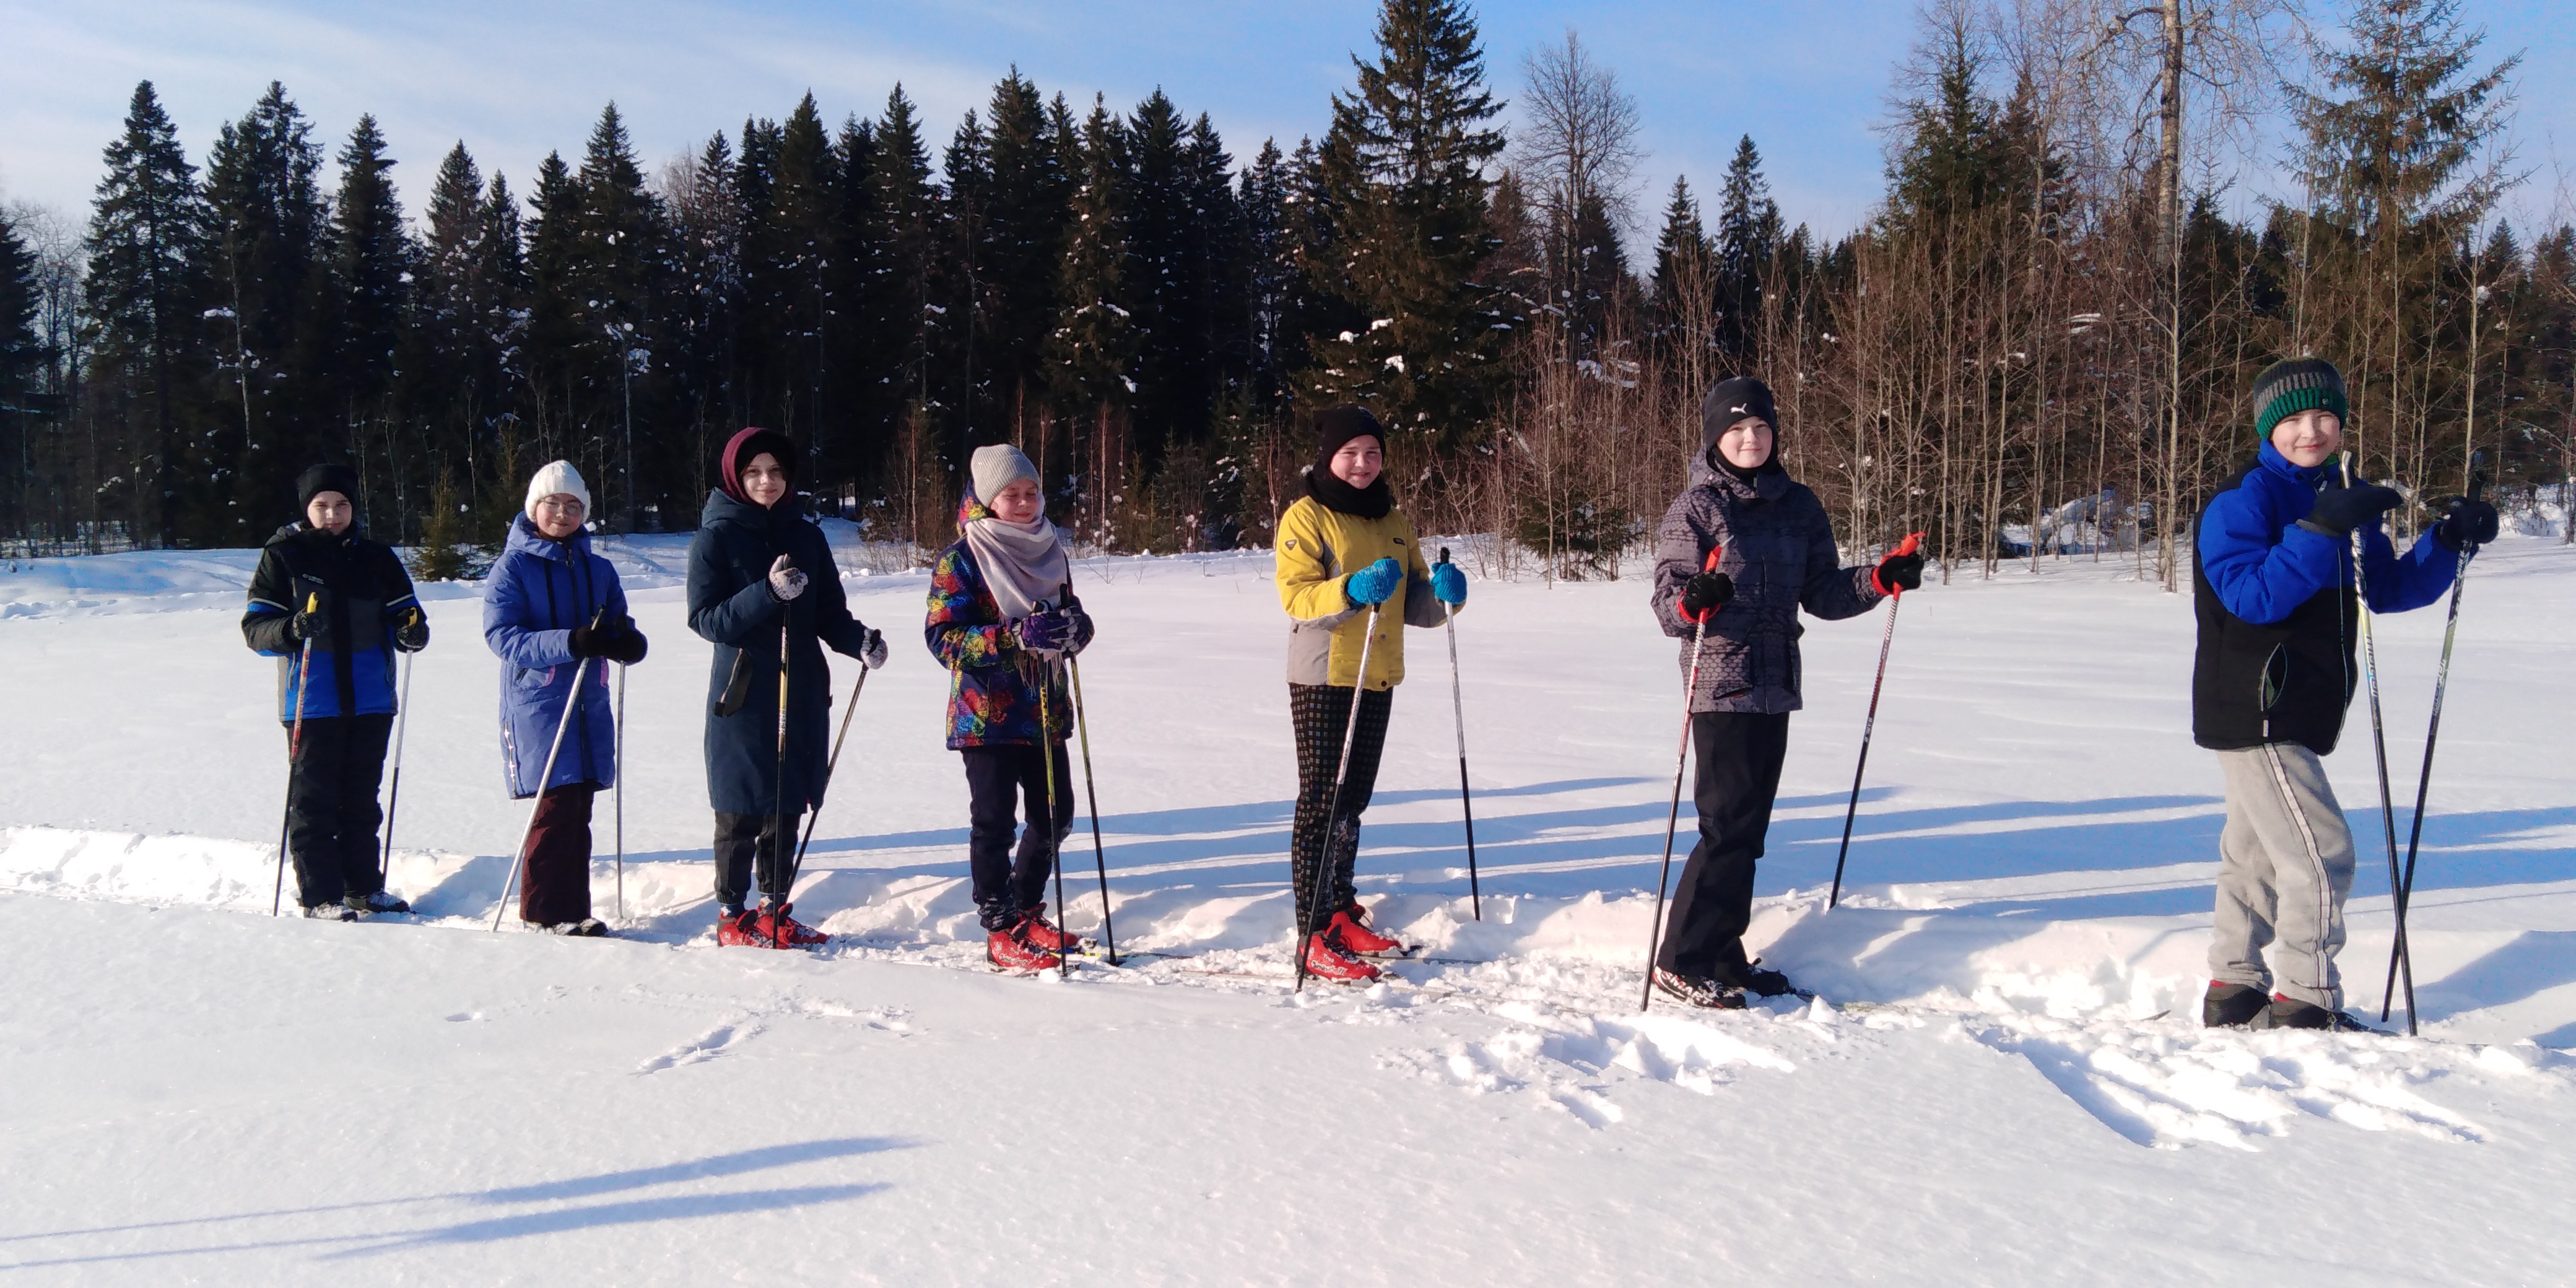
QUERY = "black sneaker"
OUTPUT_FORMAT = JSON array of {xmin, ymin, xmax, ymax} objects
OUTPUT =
[
  {"xmin": 1653, "ymin": 968, "xmax": 1749, "ymax": 1010},
  {"xmin": 2202, "ymin": 981, "xmax": 2269, "ymax": 1029},
  {"xmin": 2252, "ymin": 996, "xmax": 2380, "ymax": 1033},
  {"xmin": 1717, "ymin": 960, "xmax": 1799, "ymax": 998},
  {"xmin": 344, "ymin": 890, "xmax": 410, "ymax": 916},
  {"xmin": 302, "ymin": 902, "xmax": 357, "ymax": 921}
]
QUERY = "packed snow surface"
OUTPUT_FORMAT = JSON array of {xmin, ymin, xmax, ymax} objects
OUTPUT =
[{"xmin": 3, "ymin": 531, "xmax": 2574, "ymax": 1284}]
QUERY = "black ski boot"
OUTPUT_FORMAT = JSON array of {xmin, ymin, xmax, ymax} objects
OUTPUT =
[
  {"xmin": 2202, "ymin": 981, "xmax": 2269, "ymax": 1028},
  {"xmin": 1717, "ymin": 959, "xmax": 1801, "ymax": 998},
  {"xmin": 302, "ymin": 902, "xmax": 357, "ymax": 922},
  {"xmin": 345, "ymin": 890, "xmax": 411, "ymax": 916},
  {"xmin": 2252, "ymin": 996, "xmax": 2380, "ymax": 1033},
  {"xmin": 1653, "ymin": 968, "xmax": 1747, "ymax": 1010}
]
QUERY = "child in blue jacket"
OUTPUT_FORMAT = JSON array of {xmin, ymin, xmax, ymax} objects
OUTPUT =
[
  {"xmin": 2191, "ymin": 357, "xmax": 2496, "ymax": 1030},
  {"xmin": 483, "ymin": 461, "xmax": 647, "ymax": 935}
]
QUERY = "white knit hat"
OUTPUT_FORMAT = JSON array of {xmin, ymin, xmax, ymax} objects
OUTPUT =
[
  {"xmin": 524, "ymin": 460, "xmax": 591, "ymax": 520},
  {"xmin": 970, "ymin": 444, "xmax": 1039, "ymax": 505}
]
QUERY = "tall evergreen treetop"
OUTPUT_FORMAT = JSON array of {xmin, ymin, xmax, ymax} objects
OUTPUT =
[{"xmin": 331, "ymin": 113, "xmax": 410, "ymax": 404}]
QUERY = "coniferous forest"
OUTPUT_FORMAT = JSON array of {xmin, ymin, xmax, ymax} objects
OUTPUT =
[{"xmin": 0, "ymin": 0, "xmax": 2565, "ymax": 588}]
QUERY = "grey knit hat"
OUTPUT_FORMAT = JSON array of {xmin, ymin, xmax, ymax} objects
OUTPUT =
[{"xmin": 2252, "ymin": 357, "xmax": 2348, "ymax": 440}]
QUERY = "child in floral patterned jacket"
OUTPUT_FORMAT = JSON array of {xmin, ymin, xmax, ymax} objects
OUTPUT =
[{"xmin": 924, "ymin": 445, "xmax": 1096, "ymax": 971}]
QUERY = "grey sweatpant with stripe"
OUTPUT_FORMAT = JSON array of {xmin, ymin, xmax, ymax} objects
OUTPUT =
[{"xmin": 2209, "ymin": 743, "xmax": 2357, "ymax": 1011}]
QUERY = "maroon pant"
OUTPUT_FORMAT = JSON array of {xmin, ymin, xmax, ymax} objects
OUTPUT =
[{"xmin": 519, "ymin": 783, "xmax": 597, "ymax": 926}]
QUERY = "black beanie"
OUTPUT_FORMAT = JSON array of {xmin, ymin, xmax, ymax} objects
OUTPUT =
[
  {"xmin": 2251, "ymin": 357, "xmax": 2349, "ymax": 440},
  {"xmin": 296, "ymin": 463, "xmax": 362, "ymax": 511},
  {"xmin": 1701, "ymin": 377, "xmax": 1778, "ymax": 453},
  {"xmin": 1312, "ymin": 404, "xmax": 1385, "ymax": 472}
]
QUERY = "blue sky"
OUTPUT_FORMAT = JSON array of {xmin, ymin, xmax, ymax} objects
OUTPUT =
[{"xmin": 2, "ymin": 1, "xmax": 2568, "ymax": 245}]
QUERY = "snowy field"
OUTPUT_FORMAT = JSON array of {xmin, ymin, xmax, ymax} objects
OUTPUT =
[{"xmin": 2, "ymin": 529, "xmax": 2573, "ymax": 1285}]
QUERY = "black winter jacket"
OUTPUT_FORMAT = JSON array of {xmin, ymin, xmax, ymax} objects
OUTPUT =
[
  {"xmin": 241, "ymin": 524, "xmax": 421, "ymax": 721},
  {"xmin": 685, "ymin": 490, "xmax": 876, "ymax": 816},
  {"xmin": 1650, "ymin": 456, "xmax": 1882, "ymax": 714}
]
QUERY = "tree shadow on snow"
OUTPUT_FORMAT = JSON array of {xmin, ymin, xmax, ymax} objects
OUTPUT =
[{"xmin": 0, "ymin": 1136, "xmax": 913, "ymax": 1270}]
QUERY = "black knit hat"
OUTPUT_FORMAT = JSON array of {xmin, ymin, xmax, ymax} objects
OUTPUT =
[
  {"xmin": 2251, "ymin": 357, "xmax": 2348, "ymax": 440},
  {"xmin": 295, "ymin": 463, "xmax": 362, "ymax": 511},
  {"xmin": 1312, "ymin": 404, "xmax": 1385, "ymax": 471},
  {"xmin": 1700, "ymin": 376, "xmax": 1778, "ymax": 453}
]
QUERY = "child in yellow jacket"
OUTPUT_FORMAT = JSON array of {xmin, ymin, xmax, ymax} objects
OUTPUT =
[{"xmin": 1274, "ymin": 405, "xmax": 1466, "ymax": 981}]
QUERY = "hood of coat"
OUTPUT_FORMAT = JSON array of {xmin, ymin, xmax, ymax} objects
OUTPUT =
[
  {"xmin": 1686, "ymin": 449, "xmax": 1793, "ymax": 503},
  {"xmin": 954, "ymin": 491, "xmax": 993, "ymax": 528},
  {"xmin": 700, "ymin": 486, "xmax": 804, "ymax": 533},
  {"xmin": 505, "ymin": 511, "xmax": 591, "ymax": 564}
]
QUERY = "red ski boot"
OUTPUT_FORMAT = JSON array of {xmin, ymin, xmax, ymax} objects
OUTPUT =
[
  {"xmin": 1017, "ymin": 908, "xmax": 1088, "ymax": 955},
  {"xmin": 986, "ymin": 921, "xmax": 1063, "ymax": 973},
  {"xmin": 754, "ymin": 902, "xmax": 829, "ymax": 948},
  {"xmin": 715, "ymin": 907, "xmax": 767, "ymax": 947},
  {"xmin": 1300, "ymin": 929, "xmax": 1382, "ymax": 983},
  {"xmin": 1328, "ymin": 905, "xmax": 1408, "ymax": 959}
]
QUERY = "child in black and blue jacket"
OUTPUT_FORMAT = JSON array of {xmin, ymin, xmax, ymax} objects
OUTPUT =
[{"xmin": 2191, "ymin": 357, "xmax": 2496, "ymax": 1031}]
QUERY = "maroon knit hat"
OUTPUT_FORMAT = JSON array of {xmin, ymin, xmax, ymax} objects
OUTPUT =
[{"xmin": 718, "ymin": 426, "xmax": 798, "ymax": 505}]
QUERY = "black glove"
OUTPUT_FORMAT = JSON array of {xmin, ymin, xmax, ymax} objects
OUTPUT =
[
  {"xmin": 392, "ymin": 606, "xmax": 429, "ymax": 653},
  {"xmin": 1680, "ymin": 571, "xmax": 1734, "ymax": 618},
  {"xmin": 1873, "ymin": 550, "xmax": 1925, "ymax": 594},
  {"xmin": 601, "ymin": 618, "xmax": 648, "ymax": 666},
  {"xmin": 2433, "ymin": 495, "xmax": 2499, "ymax": 552},
  {"xmin": 289, "ymin": 588, "xmax": 334, "ymax": 645},
  {"xmin": 2300, "ymin": 477, "xmax": 2403, "ymax": 537}
]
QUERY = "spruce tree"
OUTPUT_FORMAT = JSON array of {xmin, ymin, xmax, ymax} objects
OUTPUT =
[
  {"xmin": 0, "ymin": 211, "xmax": 38, "ymax": 405},
  {"xmin": 1714, "ymin": 135, "xmax": 1782, "ymax": 363},
  {"xmin": 968, "ymin": 73, "xmax": 1074, "ymax": 451},
  {"xmin": 1048, "ymin": 95, "xmax": 1140, "ymax": 533},
  {"xmin": 82, "ymin": 80, "xmax": 209, "ymax": 546},
  {"xmin": 331, "ymin": 114, "xmax": 412, "ymax": 529},
  {"xmin": 1301, "ymin": 0, "xmax": 1509, "ymax": 451},
  {"xmin": 869, "ymin": 86, "xmax": 943, "ymax": 434},
  {"xmin": 201, "ymin": 82, "xmax": 332, "ymax": 539},
  {"xmin": 571, "ymin": 103, "xmax": 668, "ymax": 526},
  {"xmin": 1120, "ymin": 89, "xmax": 1196, "ymax": 463}
]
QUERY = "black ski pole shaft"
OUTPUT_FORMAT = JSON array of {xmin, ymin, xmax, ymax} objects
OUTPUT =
[
  {"xmin": 2382, "ymin": 466, "xmax": 2483, "ymax": 1022},
  {"xmin": 1068, "ymin": 651, "xmax": 1118, "ymax": 965},
  {"xmin": 1437, "ymin": 548, "xmax": 1479, "ymax": 921},
  {"xmin": 1642, "ymin": 547, "xmax": 1722, "ymax": 1012},
  {"xmin": 494, "ymin": 612, "xmax": 601, "ymax": 932},
  {"xmin": 785, "ymin": 656, "xmax": 871, "ymax": 902},
  {"xmin": 1829, "ymin": 531, "xmax": 1922, "ymax": 911},
  {"xmin": 1041, "ymin": 663, "xmax": 1068, "ymax": 980},
  {"xmin": 273, "ymin": 612, "xmax": 318, "ymax": 916},
  {"xmin": 1297, "ymin": 604, "xmax": 1382, "ymax": 993},
  {"xmin": 2343, "ymin": 454, "xmax": 2413, "ymax": 1034},
  {"xmin": 380, "ymin": 648, "xmax": 414, "ymax": 881},
  {"xmin": 770, "ymin": 609, "xmax": 793, "ymax": 948},
  {"xmin": 614, "ymin": 661, "xmax": 625, "ymax": 921}
]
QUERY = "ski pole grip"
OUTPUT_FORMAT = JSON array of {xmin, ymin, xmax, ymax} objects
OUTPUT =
[
  {"xmin": 1892, "ymin": 531, "xmax": 1923, "ymax": 559},
  {"xmin": 1688, "ymin": 546, "xmax": 1723, "ymax": 624}
]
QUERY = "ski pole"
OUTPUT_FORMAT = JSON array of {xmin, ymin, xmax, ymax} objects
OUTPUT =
[
  {"xmin": 2380, "ymin": 464, "xmax": 2484, "ymax": 1026},
  {"xmin": 492, "ymin": 611, "xmax": 602, "ymax": 931},
  {"xmin": 1642, "ymin": 546, "xmax": 1722, "ymax": 1012},
  {"xmin": 1437, "ymin": 549, "xmax": 1480, "ymax": 921},
  {"xmin": 783, "ymin": 651, "xmax": 871, "ymax": 909},
  {"xmin": 1065, "ymin": 619, "xmax": 1119, "ymax": 964},
  {"xmin": 379, "ymin": 646, "xmax": 414, "ymax": 882},
  {"xmin": 770, "ymin": 604, "xmax": 794, "ymax": 948},
  {"xmin": 2342, "ymin": 453, "xmax": 2411, "ymax": 1034},
  {"xmin": 1295, "ymin": 603, "xmax": 1382, "ymax": 993},
  {"xmin": 1040, "ymin": 658, "xmax": 1068, "ymax": 980},
  {"xmin": 614, "ymin": 661, "xmax": 625, "ymax": 921},
  {"xmin": 272, "ymin": 592, "xmax": 319, "ymax": 916},
  {"xmin": 1828, "ymin": 531, "xmax": 1924, "ymax": 910}
]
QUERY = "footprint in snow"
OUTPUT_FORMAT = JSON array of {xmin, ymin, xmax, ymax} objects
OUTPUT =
[{"xmin": 634, "ymin": 1017, "xmax": 764, "ymax": 1074}]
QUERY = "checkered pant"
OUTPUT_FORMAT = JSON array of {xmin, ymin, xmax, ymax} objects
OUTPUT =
[{"xmin": 1289, "ymin": 682, "xmax": 1393, "ymax": 934}]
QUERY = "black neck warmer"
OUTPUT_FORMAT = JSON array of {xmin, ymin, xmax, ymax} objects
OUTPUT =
[{"xmin": 1305, "ymin": 466, "xmax": 1393, "ymax": 519}]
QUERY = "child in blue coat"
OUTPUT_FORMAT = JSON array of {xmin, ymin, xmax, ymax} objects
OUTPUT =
[
  {"xmin": 483, "ymin": 461, "xmax": 646, "ymax": 934},
  {"xmin": 2191, "ymin": 358, "xmax": 2496, "ymax": 1030}
]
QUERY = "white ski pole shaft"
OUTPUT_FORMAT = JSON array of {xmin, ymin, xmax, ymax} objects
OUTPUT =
[{"xmin": 494, "ymin": 653, "xmax": 593, "ymax": 932}]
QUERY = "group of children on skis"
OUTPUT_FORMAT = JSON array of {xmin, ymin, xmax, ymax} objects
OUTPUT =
[{"xmin": 241, "ymin": 352, "xmax": 2497, "ymax": 1028}]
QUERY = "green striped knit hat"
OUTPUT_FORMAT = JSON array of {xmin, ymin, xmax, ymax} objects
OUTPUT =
[{"xmin": 2251, "ymin": 357, "xmax": 2348, "ymax": 440}]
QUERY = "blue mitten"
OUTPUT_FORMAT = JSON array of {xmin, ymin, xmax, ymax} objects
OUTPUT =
[
  {"xmin": 1344, "ymin": 557, "xmax": 1403, "ymax": 607},
  {"xmin": 1429, "ymin": 562, "xmax": 1467, "ymax": 606}
]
